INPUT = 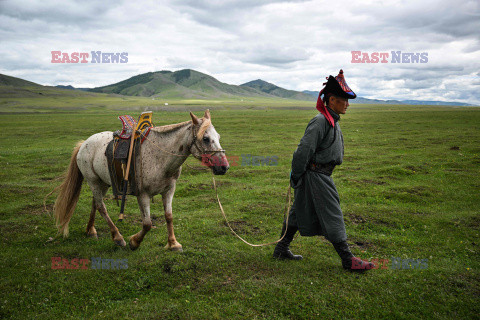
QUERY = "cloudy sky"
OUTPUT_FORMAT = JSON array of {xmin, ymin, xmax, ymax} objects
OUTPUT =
[{"xmin": 1, "ymin": 0, "xmax": 479, "ymax": 104}]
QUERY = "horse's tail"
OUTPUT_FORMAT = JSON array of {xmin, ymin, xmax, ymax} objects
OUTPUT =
[{"xmin": 54, "ymin": 141, "xmax": 84, "ymax": 238}]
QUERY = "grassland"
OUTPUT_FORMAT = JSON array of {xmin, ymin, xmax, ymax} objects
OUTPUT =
[
  {"xmin": 0, "ymin": 97, "xmax": 479, "ymax": 319},
  {"xmin": 0, "ymin": 84, "xmax": 313, "ymax": 113}
]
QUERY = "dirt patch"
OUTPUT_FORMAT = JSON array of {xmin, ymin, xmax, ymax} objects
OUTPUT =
[
  {"xmin": 185, "ymin": 183, "xmax": 211, "ymax": 191},
  {"xmin": 182, "ymin": 167, "xmax": 207, "ymax": 176},
  {"xmin": 467, "ymin": 215, "xmax": 480, "ymax": 228},
  {"xmin": 405, "ymin": 165, "xmax": 418, "ymax": 172},
  {"xmin": 359, "ymin": 179, "xmax": 386, "ymax": 185},
  {"xmin": 183, "ymin": 180, "xmax": 231, "ymax": 192},
  {"xmin": 215, "ymin": 180, "xmax": 233, "ymax": 187},
  {"xmin": 407, "ymin": 209, "xmax": 430, "ymax": 215},
  {"xmin": 454, "ymin": 215, "xmax": 480, "ymax": 228},
  {"xmin": 346, "ymin": 213, "xmax": 367, "ymax": 225},
  {"xmin": 391, "ymin": 186, "xmax": 433, "ymax": 197},
  {"xmin": 0, "ymin": 222, "xmax": 25, "ymax": 235},
  {"xmin": 370, "ymin": 217, "xmax": 398, "ymax": 228},
  {"xmin": 18, "ymin": 204, "xmax": 52, "ymax": 215},
  {"xmin": 38, "ymin": 176, "xmax": 60, "ymax": 182},
  {"xmin": 349, "ymin": 238, "xmax": 376, "ymax": 251},
  {"xmin": 151, "ymin": 215, "xmax": 166, "ymax": 226},
  {"xmin": 238, "ymin": 202, "xmax": 273, "ymax": 214},
  {"xmin": 224, "ymin": 220, "xmax": 262, "ymax": 235},
  {"xmin": 0, "ymin": 185, "xmax": 34, "ymax": 195},
  {"xmin": 450, "ymin": 146, "xmax": 460, "ymax": 150},
  {"xmin": 227, "ymin": 169, "xmax": 264, "ymax": 178},
  {"xmin": 405, "ymin": 186, "xmax": 430, "ymax": 196},
  {"xmin": 162, "ymin": 260, "xmax": 175, "ymax": 273},
  {"xmin": 447, "ymin": 273, "xmax": 480, "ymax": 296}
]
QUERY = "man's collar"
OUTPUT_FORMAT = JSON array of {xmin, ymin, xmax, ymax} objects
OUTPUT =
[{"xmin": 326, "ymin": 107, "xmax": 340, "ymax": 121}]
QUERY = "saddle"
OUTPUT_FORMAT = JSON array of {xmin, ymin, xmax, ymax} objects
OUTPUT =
[{"xmin": 105, "ymin": 112, "xmax": 153, "ymax": 199}]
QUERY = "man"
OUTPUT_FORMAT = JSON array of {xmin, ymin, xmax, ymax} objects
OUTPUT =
[{"xmin": 273, "ymin": 70, "xmax": 375, "ymax": 272}]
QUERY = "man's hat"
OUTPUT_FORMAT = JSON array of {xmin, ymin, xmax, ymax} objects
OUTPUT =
[
  {"xmin": 324, "ymin": 69, "xmax": 356, "ymax": 99},
  {"xmin": 316, "ymin": 69, "xmax": 356, "ymax": 127}
]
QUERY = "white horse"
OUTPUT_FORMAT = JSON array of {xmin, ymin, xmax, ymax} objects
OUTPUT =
[{"xmin": 54, "ymin": 109, "xmax": 229, "ymax": 250}]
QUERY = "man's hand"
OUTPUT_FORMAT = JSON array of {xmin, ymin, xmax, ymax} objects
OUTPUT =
[{"xmin": 290, "ymin": 171, "xmax": 303, "ymax": 189}]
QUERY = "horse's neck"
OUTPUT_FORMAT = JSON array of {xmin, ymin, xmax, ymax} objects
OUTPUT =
[{"xmin": 146, "ymin": 123, "xmax": 193, "ymax": 170}]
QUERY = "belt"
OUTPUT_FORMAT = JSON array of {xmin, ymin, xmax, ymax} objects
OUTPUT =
[{"xmin": 308, "ymin": 162, "xmax": 336, "ymax": 176}]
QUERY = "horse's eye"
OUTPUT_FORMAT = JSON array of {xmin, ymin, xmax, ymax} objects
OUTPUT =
[{"xmin": 203, "ymin": 137, "xmax": 210, "ymax": 144}]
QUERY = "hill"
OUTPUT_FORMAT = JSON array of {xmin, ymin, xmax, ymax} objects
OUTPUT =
[
  {"xmin": 89, "ymin": 69, "xmax": 269, "ymax": 99},
  {"xmin": 0, "ymin": 73, "xmax": 99, "ymax": 99},
  {"xmin": 241, "ymin": 79, "xmax": 315, "ymax": 101},
  {"xmin": 0, "ymin": 74, "xmax": 42, "ymax": 87},
  {"xmin": 55, "ymin": 85, "xmax": 90, "ymax": 91}
]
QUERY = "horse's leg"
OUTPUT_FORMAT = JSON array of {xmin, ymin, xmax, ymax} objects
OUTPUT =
[
  {"xmin": 162, "ymin": 185, "xmax": 183, "ymax": 251},
  {"xmin": 89, "ymin": 180, "xmax": 126, "ymax": 247},
  {"xmin": 86, "ymin": 198, "xmax": 97, "ymax": 238},
  {"xmin": 129, "ymin": 193, "xmax": 152, "ymax": 250}
]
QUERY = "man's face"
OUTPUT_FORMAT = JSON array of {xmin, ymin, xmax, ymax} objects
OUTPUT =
[{"xmin": 329, "ymin": 95, "xmax": 349, "ymax": 114}]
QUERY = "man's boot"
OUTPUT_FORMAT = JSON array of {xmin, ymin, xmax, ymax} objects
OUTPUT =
[
  {"xmin": 273, "ymin": 222, "xmax": 303, "ymax": 260},
  {"xmin": 332, "ymin": 241, "xmax": 375, "ymax": 272}
]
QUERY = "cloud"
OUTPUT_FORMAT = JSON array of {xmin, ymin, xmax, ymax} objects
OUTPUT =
[{"xmin": 0, "ymin": 0, "xmax": 479, "ymax": 104}]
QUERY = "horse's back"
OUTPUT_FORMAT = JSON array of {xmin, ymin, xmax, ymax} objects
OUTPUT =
[{"xmin": 77, "ymin": 131, "xmax": 113, "ymax": 185}]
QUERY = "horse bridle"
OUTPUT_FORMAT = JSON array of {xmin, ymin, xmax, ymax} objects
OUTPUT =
[{"xmin": 188, "ymin": 123, "xmax": 226, "ymax": 161}]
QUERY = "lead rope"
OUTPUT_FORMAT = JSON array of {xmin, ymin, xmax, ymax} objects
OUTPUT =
[{"xmin": 212, "ymin": 176, "xmax": 292, "ymax": 247}]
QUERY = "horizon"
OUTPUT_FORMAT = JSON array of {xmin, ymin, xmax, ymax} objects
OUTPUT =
[{"xmin": 1, "ymin": 69, "xmax": 477, "ymax": 106}]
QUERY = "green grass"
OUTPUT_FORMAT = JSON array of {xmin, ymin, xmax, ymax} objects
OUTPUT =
[
  {"xmin": 0, "ymin": 85, "xmax": 313, "ymax": 114},
  {"xmin": 0, "ymin": 103, "xmax": 479, "ymax": 319}
]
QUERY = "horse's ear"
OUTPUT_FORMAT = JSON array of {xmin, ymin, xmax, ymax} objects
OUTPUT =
[
  {"xmin": 203, "ymin": 109, "xmax": 211, "ymax": 120},
  {"xmin": 190, "ymin": 111, "xmax": 200, "ymax": 125}
]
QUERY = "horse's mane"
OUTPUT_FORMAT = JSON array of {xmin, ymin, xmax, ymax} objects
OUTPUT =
[
  {"xmin": 151, "ymin": 118, "xmax": 211, "ymax": 138},
  {"xmin": 151, "ymin": 120, "xmax": 191, "ymax": 134}
]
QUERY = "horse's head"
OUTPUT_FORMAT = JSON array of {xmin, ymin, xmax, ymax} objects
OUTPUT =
[{"xmin": 189, "ymin": 109, "xmax": 229, "ymax": 175}]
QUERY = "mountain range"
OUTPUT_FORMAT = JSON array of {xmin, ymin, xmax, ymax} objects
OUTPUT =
[
  {"xmin": 0, "ymin": 70, "xmax": 476, "ymax": 106},
  {"xmin": 89, "ymin": 69, "xmax": 315, "ymax": 101}
]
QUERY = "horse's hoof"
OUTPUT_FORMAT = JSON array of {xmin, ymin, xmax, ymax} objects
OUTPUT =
[
  {"xmin": 129, "ymin": 237, "xmax": 139, "ymax": 251},
  {"xmin": 114, "ymin": 238, "xmax": 127, "ymax": 247},
  {"xmin": 86, "ymin": 227, "xmax": 98, "ymax": 239},
  {"xmin": 87, "ymin": 233, "xmax": 98, "ymax": 239},
  {"xmin": 165, "ymin": 243, "xmax": 183, "ymax": 252}
]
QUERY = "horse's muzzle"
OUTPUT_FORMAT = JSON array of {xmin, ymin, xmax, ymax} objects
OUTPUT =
[{"xmin": 212, "ymin": 165, "xmax": 229, "ymax": 175}]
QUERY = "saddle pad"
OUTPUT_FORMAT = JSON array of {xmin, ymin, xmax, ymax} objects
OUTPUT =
[
  {"xmin": 114, "ymin": 139, "xmax": 130, "ymax": 159},
  {"xmin": 105, "ymin": 138, "xmax": 140, "ymax": 197}
]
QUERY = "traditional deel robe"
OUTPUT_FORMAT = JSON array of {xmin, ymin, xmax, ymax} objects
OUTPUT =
[{"xmin": 288, "ymin": 107, "xmax": 346, "ymax": 243}]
